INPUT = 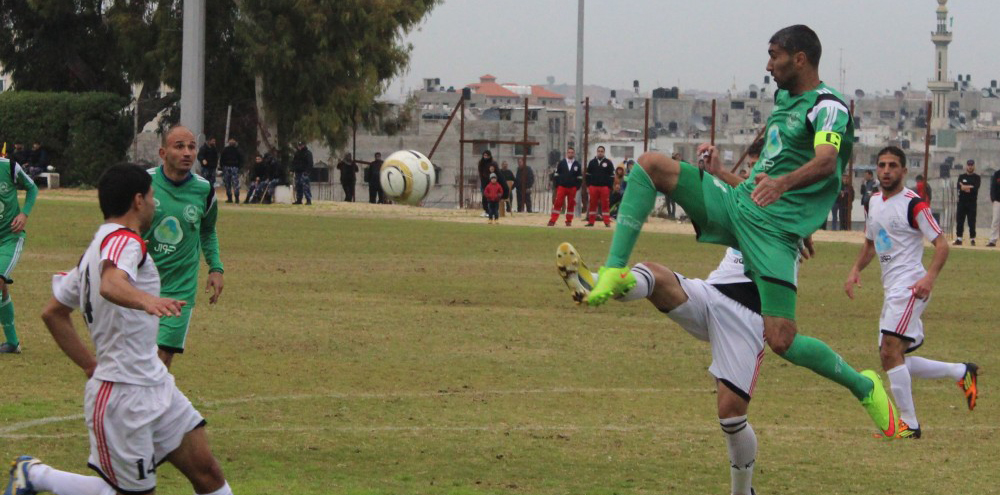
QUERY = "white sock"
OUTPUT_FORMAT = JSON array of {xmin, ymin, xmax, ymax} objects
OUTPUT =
[
  {"xmin": 617, "ymin": 263, "xmax": 654, "ymax": 302},
  {"xmin": 199, "ymin": 481, "xmax": 234, "ymax": 495},
  {"xmin": 29, "ymin": 463, "xmax": 116, "ymax": 495},
  {"xmin": 905, "ymin": 356, "xmax": 966, "ymax": 381},
  {"xmin": 720, "ymin": 415, "xmax": 756, "ymax": 495},
  {"xmin": 887, "ymin": 364, "xmax": 918, "ymax": 429}
]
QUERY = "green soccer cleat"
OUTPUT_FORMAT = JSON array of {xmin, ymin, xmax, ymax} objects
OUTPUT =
[
  {"xmin": 4, "ymin": 456, "xmax": 39, "ymax": 495},
  {"xmin": 555, "ymin": 243, "xmax": 596, "ymax": 305},
  {"xmin": 586, "ymin": 266, "xmax": 637, "ymax": 307},
  {"xmin": 859, "ymin": 370, "xmax": 898, "ymax": 438}
]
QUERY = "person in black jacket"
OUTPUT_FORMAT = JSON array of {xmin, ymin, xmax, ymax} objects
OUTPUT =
[
  {"xmin": 499, "ymin": 161, "xmax": 516, "ymax": 212},
  {"xmin": 219, "ymin": 138, "xmax": 244, "ymax": 203},
  {"xmin": 989, "ymin": 168, "xmax": 1000, "ymax": 247},
  {"xmin": 548, "ymin": 147, "xmax": 582, "ymax": 226},
  {"xmin": 28, "ymin": 142, "xmax": 49, "ymax": 179},
  {"xmin": 954, "ymin": 159, "xmax": 981, "ymax": 245},
  {"xmin": 514, "ymin": 158, "xmax": 535, "ymax": 212},
  {"xmin": 365, "ymin": 152, "xmax": 385, "ymax": 204},
  {"xmin": 244, "ymin": 153, "xmax": 269, "ymax": 203},
  {"xmin": 586, "ymin": 145, "xmax": 615, "ymax": 227},
  {"xmin": 291, "ymin": 141, "xmax": 313, "ymax": 205},
  {"xmin": 197, "ymin": 137, "xmax": 219, "ymax": 183},
  {"xmin": 337, "ymin": 153, "xmax": 359, "ymax": 202},
  {"xmin": 10, "ymin": 143, "xmax": 30, "ymax": 171},
  {"xmin": 477, "ymin": 151, "xmax": 498, "ymax": 214}
]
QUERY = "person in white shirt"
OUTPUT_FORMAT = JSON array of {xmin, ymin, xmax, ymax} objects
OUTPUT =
[
  {"xmin": 845, "ymin": 146, "xmax": 978, "ymax": 440},
  {"xmin": 6, "ymin": 164, "xmax": 234, "ymax": 495}
]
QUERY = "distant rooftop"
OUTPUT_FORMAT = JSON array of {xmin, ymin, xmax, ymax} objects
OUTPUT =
[{"xmin": 467, "ymin": 74, "xmax": 565, "ymax": 100}]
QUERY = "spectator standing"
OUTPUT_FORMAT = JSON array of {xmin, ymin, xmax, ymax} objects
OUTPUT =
[
  {"xmin": 548, "ymin": 147, "xmax": 582, "ymax": 226},
  {"xmin": 483, "ymin": 173, "xmax": 504, "ymax": 224},
  {"xmin": 219, "ymin": 138, "xmax": 244, "ymax": 203},
  {"xmin": 514, "ymin": 158, "xmax": 534, "ymax": 212},
  {"xmin": 831, "ymin": 174, "xmax": 854, "ymax": 231},
  {"xmin": 477, "ymin": 151, "xmax": 498, "ymax": 215},
  {"xmin": 500, "ymin": 161, "xmax": 516, "ymax": 213},
  {"xmin": 586, "ymin": 145, "xmax": 615, "ymax": 227},
  {"xmin": 859, "ymin": 170, "xmax": 878, "ymax": 209},
  {"xmin": 366, "ymin": 152, "xmax": 385, "ymax": 204},
  {"xmin": 28, "ymin": 141, "xmax": 49, "ymax": 179},
  {"xmin": 989, "ymin": 167, "xmax": 1000, "ymax": 247},
  {"xmin": 337, "ymin": 153, "xmax": 359, "ymax": 202},
  {"xmin": 292, "ymin": 141, "xmax": 313, "ymax": 205},
  {"xmin": 197, "ymin": 137, "xmax": 219, "ymax": 184},
  {"xmin": 954, "ymin": 159, "xmax": 981, "ymax": 245}
]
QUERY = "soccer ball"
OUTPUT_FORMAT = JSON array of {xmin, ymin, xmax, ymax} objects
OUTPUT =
[{"xmin": 380, "ymin": 150, "xmax": 436, "ymax": 206}]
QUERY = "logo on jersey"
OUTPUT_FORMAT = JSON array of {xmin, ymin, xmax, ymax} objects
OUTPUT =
[
  {"xmin": 875, "ymin": 228, "xmax": 893, "ymax": 252},
  {"xmin": 183, "ymin": 204, "xmax": 199, "ymax": 223},
  {"xmin": 152, "ymin": 216, "xmax": 184, "ymax": 253},
  {"xmin": 785, "ymin": 113, "xmax": 801, "ymax": 131},
  {"xmin": 0, "ymin": 182, "xmax": 9, "ymax": 195},
  {"xmin": 759, "ymin": 124, "xmax": 783, "ymax": 171},
  {"xmin": 712, "ymin": 177, "xmax": 730, "ymax": 192},
  {"xmin": 154, "ymin": 198, "xmax": 161, "ymax": 209},
  {"xmin": 0, "ymin": 201, "xmax": 5, "ymax": 218}
]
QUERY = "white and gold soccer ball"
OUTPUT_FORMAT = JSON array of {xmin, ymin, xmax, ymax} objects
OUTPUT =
[{"xmin": 379, "ymin": 150, "xmax": 436, "ymax": 206}]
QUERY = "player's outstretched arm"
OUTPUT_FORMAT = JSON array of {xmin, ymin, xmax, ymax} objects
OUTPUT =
[
  {"xmin": 41, "ymin": 297, "xmax": 97, "ymax": 377},
  {"xmin": 100, "ymin": 264, "xmax": 185, "ymax": 317},
  {"xmin": 910, "ymin": 235, "xmax": 949, "ymax": 300},
  {"xmin": 751, "ymin": 143, "xmax": 838, "ymax": 207},
  {"xmin": 844, "ymin": 239, "xmax": 875, "ymax": 299},
  {"xmin": 698, "ymin": 143, "xmax": 744, "ymax": 188}
]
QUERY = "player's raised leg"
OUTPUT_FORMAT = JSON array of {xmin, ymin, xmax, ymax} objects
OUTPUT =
[{"xmin": 5, "ymin": 455, "xmax": 119, "ymax": 495}]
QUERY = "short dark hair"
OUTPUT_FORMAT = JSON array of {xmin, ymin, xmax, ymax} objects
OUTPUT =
[
  {"xmin": 769, "ymin": 25, "xmax": 822, "ymax": 67},
  {"xmin": 876, "ymin": 145, "xmax": 906, "ymax": 167},
  {"xmin": 747, "ymin": 138, "xmax": 765, "ymax": 159},
  {"xmin": 99, "ymin": 164, "xmax": 152, "ymax": 219},
  {"xmin": 597, "ymin": 145, "xmax": 605, "ymax": 152},
  {"xmin": 916, "ymin": 174, "xmax": 924, "ymax": 181},
  {"xmin": 864, "ymin": 170, "xmax": 873, "ymax": 176},
  {"xmin": 567, "ymin": 147, "xmax": 575, "ymax": 151}
]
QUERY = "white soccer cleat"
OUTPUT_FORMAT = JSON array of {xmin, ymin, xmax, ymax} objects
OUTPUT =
[{"xmin": 555, "ymin": 242, "xmax": 596, "ymax": 305}]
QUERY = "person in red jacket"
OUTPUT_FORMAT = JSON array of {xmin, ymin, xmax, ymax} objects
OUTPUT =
[{"xmin": 483, "ymin": 174, "xmax": 504, "ymax": 224}]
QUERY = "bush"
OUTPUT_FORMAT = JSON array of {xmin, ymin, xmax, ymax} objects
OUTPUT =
[{"xmin": 0, "ymin": 91, "xmax": 131, "ymax": 186}]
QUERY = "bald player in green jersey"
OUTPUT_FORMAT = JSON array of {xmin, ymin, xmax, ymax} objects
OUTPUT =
[
  {"xmin": 146, "ymin": 126, "xmax": 224, "ymax": 368},
  {"xmin": 587, "ymin": 25, "xmax": 899, "ymax": 438},
  {"xmin": 0, "ymin": 158, "xmax": 37, "ymax": 354}
]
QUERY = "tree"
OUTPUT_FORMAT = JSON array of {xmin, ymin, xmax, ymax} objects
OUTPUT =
[
  {"xmin": 239, "ymin": 0, "xmax": 439, "ymax": 154},
  {"xmin": 0, "ymin": 0, "xmax": 128, "ymax": 94}
]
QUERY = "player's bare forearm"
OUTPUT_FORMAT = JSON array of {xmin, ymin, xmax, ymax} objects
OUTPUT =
[
  {"xmin": 775, "ymin": 145, "xmax": 838, "ymax": 192},
  {"xmin": 851, "ymin": 239, "xmax": 876, "ymax": 274},
  {"xmin": 926, "ymin": 235, "xmax": 949, "ymax": 280},
  {"xmin": 41, "ymin": 298, "xmax": 97, "ymax": 376},
  {"xmin": 100, "ymin": 264, "xmax": 184, "ymax": 316}
]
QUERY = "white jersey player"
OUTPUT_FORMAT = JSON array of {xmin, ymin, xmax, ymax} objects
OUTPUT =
[
  {"xmin": 558, "ymin": 243, "xmax": 765, "ymax": 495},
  {"xmin": 6, "ymin": 164, "xmax": 234, "ymax": 495},
  {"xmin": 846, "ymin": 146, "xmax": 978, "ymax": 440}
]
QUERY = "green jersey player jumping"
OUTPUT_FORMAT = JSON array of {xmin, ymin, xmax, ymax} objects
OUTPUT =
[
  {"xmin": 0, "ymin": 158, "xmax": 37, "ymax": 354},
  {"xmin": 587, "ymin": 25, "xmax": 899, "ymax": 438},
  {"xmin": 146, "ymin": 125, "xmax": 225, "ymax": 368}
]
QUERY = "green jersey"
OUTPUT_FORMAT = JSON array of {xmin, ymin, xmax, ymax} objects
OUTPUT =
[
  {"xmin": 0, "ymin": 158, "xmax": 38, "ymax": 240},
  {"xmin": 734, "ymin": 82, "xmax": 854, "ymax": 237},
  {"xmin": 145, "ymin": 166, "xmax": 223, "ymax": 298}
]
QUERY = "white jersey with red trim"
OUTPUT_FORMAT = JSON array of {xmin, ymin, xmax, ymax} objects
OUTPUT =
[
  {"xmin": 705, "ymin": 248, "xmax": 752, "ymax": 285},
  {"xmin": 52, "ymin": 223, "xmax": 168, "ymax": 386},
  {"xmin": 865, "ymin": 188, "xmax": 942, "ymax": 290}
]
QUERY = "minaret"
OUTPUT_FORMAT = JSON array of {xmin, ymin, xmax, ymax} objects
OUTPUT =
[{"xmin": 928, "ymin": 0, "xmax": 954, "ymax": 130}]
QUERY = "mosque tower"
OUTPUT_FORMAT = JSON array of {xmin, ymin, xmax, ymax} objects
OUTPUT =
[{"xmin": 928, "ymin": 0, "xmax": 954, "ymax": 130}]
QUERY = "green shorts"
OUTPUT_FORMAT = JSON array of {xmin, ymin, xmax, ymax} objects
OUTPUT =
[
  {"xmin": 157, "ymin": 298, "xmax": 195, "ymax": 353},
  {"xmin": 671, "ymin": 162, "xmax": 800, "ymax": 320},
  {"xmin": 0, "ymin": 236, "xmax": 25, "ymax": 284}
]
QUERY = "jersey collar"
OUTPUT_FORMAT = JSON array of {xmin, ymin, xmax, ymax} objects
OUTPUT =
[{"xmin": 159, "ymin": 165, "xmax": 194, "ymax": 186}]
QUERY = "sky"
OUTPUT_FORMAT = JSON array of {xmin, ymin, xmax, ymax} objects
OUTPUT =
[{"xmin": 386, "ymin": 0, "xmax": 1000, "ymax": 99}]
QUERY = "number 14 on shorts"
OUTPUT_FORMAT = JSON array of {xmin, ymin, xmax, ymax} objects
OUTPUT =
[{"xmin": 136, "ymin": 455, "xmax": 156, "ymax": 480}]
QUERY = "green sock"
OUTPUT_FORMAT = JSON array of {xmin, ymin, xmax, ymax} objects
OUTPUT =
[
  {"xmin": 606, "ymin": 165, "xmax": 657, "ymax": 268},
  {"xmin": 779, "ymin": 334, "xmax": 873, "ymax": 401},
  {"xmin": 1, "ymin": 294, "xmax": 17, "ymax": 347}
]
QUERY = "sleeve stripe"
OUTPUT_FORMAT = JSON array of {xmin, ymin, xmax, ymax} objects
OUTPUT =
[
  {"xmin": 102, "ymin": 234, "xmax": 135, "ymax": 265},
  {"xmin": 923, "ymin": 209, "xmax": 942, "ymax": 235}
]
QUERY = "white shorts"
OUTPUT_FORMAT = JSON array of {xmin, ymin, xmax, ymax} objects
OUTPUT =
[
  {"xmin": 84, "ymin": 375, "xmax": 205, "ymax": 494},
  {"xmin": 878, "ymin": 287, "xmax": 928, "ymax": 351},
  {"xmin": 666, "ymin": 274, "xmax": 766, "ymax": 400}
]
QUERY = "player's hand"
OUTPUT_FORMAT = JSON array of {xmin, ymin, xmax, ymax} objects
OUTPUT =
[
  {"xmin": 143, "ymin": 297, "xmax": 186, "ymax": 317},
  {"xmin": 909, "ymin": 276, "xmax": 934, "ymax": 300},
  {"xmin": 206, "ymin": 271, "xmax": 224, "ymax": 304},
  {"xmin": 800, "ymin": 236, "xmax": 815, "ymax": 260},
  {"xmin": 844, "ymin": 271, "xmax": 861, "ymax": 299},
  {"xmin": 10, "ymin": 213, "xmax": 27, "ymax": 233},
  {"xmin": 751, "ymin": 173, "xmax": 788, "ymax": 207},
  {"xmin": 696, "ymin": 143, "xmax": 723, "ymax": 176},
  {"xmin": 83, "ymin": 363, "xmax": 96, "ymax": 379}
]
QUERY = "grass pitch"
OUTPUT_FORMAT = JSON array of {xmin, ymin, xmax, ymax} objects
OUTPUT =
[{"xmin": 1, "ymin": 194, "xmax": 996, "ymax": 495}]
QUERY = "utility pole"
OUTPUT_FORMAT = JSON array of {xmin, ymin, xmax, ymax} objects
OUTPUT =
[
  {"xmin": 180, "ymin": 0, "xmax": 206, "ymax": 166},
  {"xmin": 575, "ymin": 0, "xmax": 584, "ymax": 150}
]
